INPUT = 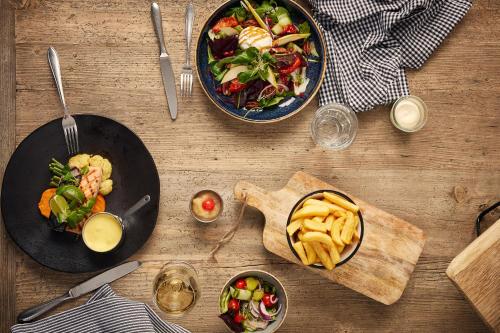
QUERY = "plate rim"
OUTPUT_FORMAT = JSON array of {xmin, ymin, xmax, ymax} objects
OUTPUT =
[
  {"xmin": 0, "ymin": 114, "xmax": 160, "ymax": 273},
  {"xmin": 195, "ymin": 0, "xmax": 328, "ymax": 124}
]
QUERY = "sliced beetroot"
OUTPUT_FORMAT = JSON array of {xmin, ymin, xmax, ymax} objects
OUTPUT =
[{"xmin": 209, "ymin": 36, "xmax": 238, "ymax": 59}]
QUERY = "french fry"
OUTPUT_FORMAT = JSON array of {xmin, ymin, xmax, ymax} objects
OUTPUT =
[
  {"xmin": 302, "ymin": 231, "xmax": 334, "ymax": 248},
  {"xmin": 292, "ymin": 241, "xmax": 309, "ymax": 265},
  {"xmin": 305, "ymin": 198, "xmax": 346, "ymax": 213},
  {"xmin": 353, "ymin": 229, "xmax": 360, "ymax": 240},
  {"xmin": 297, "ymin": 230, "xmax": 305, "ymax": 241},
  {"xmin": 333, "ymin": 210, "xmax": 346, "ymax": 218},
  {"xmin": 324, "ymin": 215, "xmax": 334, "ymax": 232},
  {"xmin": 291, "ymin": 205, "xmax": 330, "ymax": 220},
  {"xmin": 329, "ymin": 242, "xmax": 341, "ymax": 265},
  {"xmin": 303, "ymin": 219, "xmax": 327, "ymax": 233},
  {"xmin": 336, "ymin": 243, "xmax": 345, "ymax": 254},
  {"xmin": 287, "ymin": 218, "xmax": 303, "ymax": 236},
  {"xmin": 303, "ymin": 242, "xmax": 317, "ymax": 264},
  {"xmin": 331, "ymin": 217, "xmax": 344, "ymax": 246},
  {"xmin": 323, "ymin": 192, "xmax": 359, "ymax": 213},
  {"xmin": 311, "ymin": 242, "xmax": 334, "ymax": 270},
  {"xmin": 312, "ymin": 216, "xmax": 325, "ymax": 223},
  {"xmin": 340, "ymin": 212, "xmax": 356, "ymax": 245}
]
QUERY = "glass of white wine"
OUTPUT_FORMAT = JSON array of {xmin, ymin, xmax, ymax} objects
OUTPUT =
[{"xmin": 153, "ymin": 261, "xmax": 200, "ymax": 316}]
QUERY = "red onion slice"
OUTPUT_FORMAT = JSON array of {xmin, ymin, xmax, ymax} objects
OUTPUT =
[{"xmin": 259, "ymin": 301, "xmax": 273, "ymax": 321}]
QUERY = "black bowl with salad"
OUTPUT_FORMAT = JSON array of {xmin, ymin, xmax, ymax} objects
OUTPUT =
[
  {"xmin": 196, "ymin": 0, "xmax": 326, "ymax": 123},
  {"xmin": 219, "ymin": 270, "xmax": 288, "ymax": 332}
]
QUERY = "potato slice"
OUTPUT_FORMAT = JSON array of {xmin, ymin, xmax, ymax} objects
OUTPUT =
[
  {"xmin": 311, "ymin": 242, "xmax": 334, "ymax": 270},
  {"xmin": 287, "ymin": 218, "xmax": 303, "ymax": 236},
  {"xmin": 302, "ymin": 231, "xmax": 334, "ymax": 248},
  {"xmin": 292, "ymin": 241, "xmax": 309, "ymax": 265},
  {"xmin": 323, "ymin": 192, "xmax": 359, "ymax": 213},
  {"xmin": 291, "ymin": 205, "xmax": 330, "ymax": 220},
  {"xmin": 341, "ymin": 212, "xmax": 356, "ymax": 245},
  {"xmin": 303, "ymin": 242, "xmax": 317, "ymax": 265},
  {"xmin": 331, "ymin": 217, "xmax": 345, "ymax": 246},
  {"xmin": 303, "ymin": 219, "xmax": 327, "ymax": 233},
  {"xmin": 324, "ymin": 215, "xmax": 334, "ymax": 232}
]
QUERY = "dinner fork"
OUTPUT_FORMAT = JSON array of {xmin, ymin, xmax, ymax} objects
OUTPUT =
[
  {"xmin": 48, "ymin": 46, "xmax": 79, "ymax": 155},
  {"xmin": 180, "ymin": 2, "xmax": 194, "ymax": 97}
]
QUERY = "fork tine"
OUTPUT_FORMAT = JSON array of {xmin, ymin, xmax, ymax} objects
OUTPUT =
[
  {"xmin": 183, "ymin": 74, "xmax": 187, "ymax": 97},
  {"xmin": 180, "ymin": 74, "xmax": 183, "ymax": 97},
  {"xmin": 73, "ymin": 125, "xmax": 79, "ymax": 153},
  {"xmin": 68, "ymin": 126, "xmax": 75, "ymax": 155},
  {"xmin": 70, "ymin": 126, "xmax": 77, "ymax": 155},
  {"xmin": 189, "ymin": 74, "xmax": 193, "ymax": 96},
  {"xmin": 63, "ymin": 127, "xmax": 71, "ymax": 155}
]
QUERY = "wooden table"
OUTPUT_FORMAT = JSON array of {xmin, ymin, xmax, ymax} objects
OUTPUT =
[{"xmin": 1, "ymin": 0, "xmax": 499, "ymax": 331}]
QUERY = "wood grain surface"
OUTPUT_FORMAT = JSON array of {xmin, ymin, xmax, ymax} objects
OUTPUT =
[
  {"xmin": 447, "ymin": 219, "xmax": 500, "ymax": 331},
  {"xmin": 0, "ymin": 0, "xmax": 499, "ymax": 331},
  {"xmin": 234, "ymin": 171, "xmax": 426, "ymax": 305}
]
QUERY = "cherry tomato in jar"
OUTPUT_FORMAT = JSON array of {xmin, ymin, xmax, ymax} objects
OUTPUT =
[
  {"xmin": 262, "ymin": 293, "xmax": 274, "ymax": 308},
  {"xmin": 235, "ymin": 279, "xmax": 247, "ymax": 289},
  {"xmin": 228, "ymin": 298, "xmax": 240, "ymax": 312},
  {"xmin": 233, "ymin": 313, "xmax": 245, "ymax": 324},
  {"xmin": 202, "ymin": 198, "xmax": 215, "ymax": 211},
  {"xmin": 228, "ymin": 79, "xmax": 248, "ymax": 94}
]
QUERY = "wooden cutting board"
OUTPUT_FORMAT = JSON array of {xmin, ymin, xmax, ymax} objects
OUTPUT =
[
  {"xmin": 447, "ymin": 219, "xmax": 499, "ymax": 331},
  {"xmin": 234, "ymin": 171, "xmax": 426, "ymax": 305}
]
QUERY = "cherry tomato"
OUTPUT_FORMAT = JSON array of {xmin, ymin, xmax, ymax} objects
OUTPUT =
[
  {"xmin": 282, "ymin": 24, "xmax": 298, "ymax": 34},
  {"xmin": 212, "ymin": 17, "xmax": 239, "ymax": 33},
  {"xmin": 278, "ymin": 55, "xmax": 302, "ymax": 75},
  {"xmin": 235, "ymin": 279, "xmax": 247, "ymax": 289},
  {"xmin": 228, "ymin": 298, "xmax": 240, "ymax": 312},
  {"xmin": 262, "ymin": 293, "xmax": 273, "ymax": 308},
  {"xmin": 228, "ymin": 79, "xmax": 247, "ymax": 94},
  {"xmin": 202, "ymin": 198, "xmax": 215, "ymax": 211},
  {"xmin": 233, "ymin": 313, "xmax": 245, "ymax": 324}
]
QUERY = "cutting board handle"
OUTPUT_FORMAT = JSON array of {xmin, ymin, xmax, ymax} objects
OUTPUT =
[{"xmin": 234, "ymin": 181, "xmax": 270, "ymax": 212}]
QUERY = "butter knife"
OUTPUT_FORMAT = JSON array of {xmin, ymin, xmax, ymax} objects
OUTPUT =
[
  {"xmin": 17, "ymin": 261, "xmax": 141, "ymax": 323},
  {"xmin": 151, "ymin": 2, "xmax": 178, "ymax": 120}
]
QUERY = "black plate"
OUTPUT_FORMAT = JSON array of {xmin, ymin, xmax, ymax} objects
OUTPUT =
[{"xmin": 1, "ymin": 115, "xmax": 160, "ymax": 273}]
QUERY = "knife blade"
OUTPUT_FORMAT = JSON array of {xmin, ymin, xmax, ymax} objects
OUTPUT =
[
  {"xmin": 70, "ymin": 260, "xmax": 141, "ymax": 297},
  {"xmin": 151, "ymin": 2, "xmax": 178, "ymax": 120},
  {"xmin": 17, "ymin": 261, "xmax": 141, "ymax": 323}
]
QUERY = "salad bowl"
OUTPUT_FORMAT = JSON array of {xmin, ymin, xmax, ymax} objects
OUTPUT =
[{"xmin": 196, "ymin": 0, "xmax": 327, "ymax": 123}]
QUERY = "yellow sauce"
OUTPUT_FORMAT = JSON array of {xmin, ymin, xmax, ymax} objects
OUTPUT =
[{"xmin": 82, "ymin": 213, "xmax": 123, "ymax": 252}]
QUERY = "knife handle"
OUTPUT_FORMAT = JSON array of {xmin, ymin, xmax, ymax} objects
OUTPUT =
[
  {"xmin": 151, "ymin": 2, "xmax": 168, "ymax": 56},
  {"xmin": 17, "ymin": 291, "xmax": 72, "ymax": 323}
]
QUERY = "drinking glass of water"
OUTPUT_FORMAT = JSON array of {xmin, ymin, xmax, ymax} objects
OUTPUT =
[{"xmin": 310, "ymin": 103, "xmax": 358, "ymax": 150}]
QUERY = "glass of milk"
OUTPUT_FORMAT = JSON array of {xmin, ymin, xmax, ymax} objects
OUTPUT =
[{"xmin": 390, "ymin": 95, "xmax": 428, "ymax": 132}]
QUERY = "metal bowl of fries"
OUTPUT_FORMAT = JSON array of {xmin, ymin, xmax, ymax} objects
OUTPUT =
[{"xmin": 286, "ymin": 190, "xmax": 364, "ymax": 270}]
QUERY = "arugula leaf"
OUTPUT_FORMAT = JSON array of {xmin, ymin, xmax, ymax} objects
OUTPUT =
[
  {"xmin": 298, "ymin": 21, "xmax": 311, "ymax": 34},
  {"xmin": 226, "ymin": 6, "xmax": 247, "ymax": 22},
  {"xmin": 259, "ymin": 96, "xmax": 284, "ymax": 108}
]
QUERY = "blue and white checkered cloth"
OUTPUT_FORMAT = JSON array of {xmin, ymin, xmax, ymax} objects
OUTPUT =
[
  {"xmin": 308, "ymin": 0, "xmax": 472, "ymax": 112},
  {"xmin": 11, "ymin": 285, "xmax": 191, "ymax": 333}
]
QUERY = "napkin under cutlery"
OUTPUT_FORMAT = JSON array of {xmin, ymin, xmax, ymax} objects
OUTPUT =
[
  {"xmin": 308, "ymin": 0, "xmax": 472, "ymax": 112},
  {"xmin": 11, "ymin": 284, "xmax": 191, "ymax": 333}
]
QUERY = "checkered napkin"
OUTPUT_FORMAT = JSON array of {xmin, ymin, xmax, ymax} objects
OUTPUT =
[
  {"xmin": 11, "ymin": 285, "xmax": 191, "ymax": 333},
  {"xmin": 308, "ymin": 0, "xmax": 472, "ymax": 112}
]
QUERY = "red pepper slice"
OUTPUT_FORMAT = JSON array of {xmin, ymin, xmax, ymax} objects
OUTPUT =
[
  {"xmin": 212, "ymin": 17, "xmax": 239, "ymax": 33},
  {"xmin": 228, "ymin": 79, "xmax": 247, "ymax": 94},
  {"xmin": 278, "ymin": 55, "xmax": 302, "ymax": 75}
]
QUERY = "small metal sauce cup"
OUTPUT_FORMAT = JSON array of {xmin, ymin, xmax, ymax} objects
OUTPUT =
[
  {"xmin": 189, "ymin": 190, "xmax": 223, "ymax": 223},
  {"xmin": 82, "ymin": 212, "xmax": 125, "ymax": 254}
]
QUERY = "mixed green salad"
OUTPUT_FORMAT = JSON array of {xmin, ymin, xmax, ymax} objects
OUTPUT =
[
  {"xmin": 219, "ymin": 276, "xmax": 282, "ymax": 332},
  {"xmin": 207, "ymin": 0, "xmax": 320, "ymax": 115}
]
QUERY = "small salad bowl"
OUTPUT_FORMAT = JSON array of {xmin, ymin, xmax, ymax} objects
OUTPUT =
[
  {"xmin": 286, "ymin": 190, "xmax": 364, "ymax": 269},
  {"xmin": 218, "ymin": 270, "xmax": 288, "ymax": 333}
]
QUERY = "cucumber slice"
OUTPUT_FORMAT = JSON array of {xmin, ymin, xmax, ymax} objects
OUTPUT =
[{"xmin": 271, "ymin": 23, "xmax": 283, "ymax": 35}]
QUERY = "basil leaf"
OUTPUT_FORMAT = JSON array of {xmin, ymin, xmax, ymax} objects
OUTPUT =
[
  {"xmin": 298, "ymin": 21, "xmax": 311, "ymax": 34},
  {"xmin": 261, "ymin": 52, "xmax": 276, "ymax": 64}
]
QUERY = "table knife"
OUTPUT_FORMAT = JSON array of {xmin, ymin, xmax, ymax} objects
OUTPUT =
[
  {"xmin": 151, "ymin": 2, "xmax": 178, "ymax": 120},
  {"xmin": 17, "ymin": 261, "xmax": 141, "ymax": 323}
]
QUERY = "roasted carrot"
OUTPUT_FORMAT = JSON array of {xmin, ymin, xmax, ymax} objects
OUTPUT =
[
  {"xmin": 38, "ymin": 188, "xmax": 57, "ymax": 218},
  {"xmin": 91, "ymin": 194, "xmax": 106, "ymax": 213}
]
